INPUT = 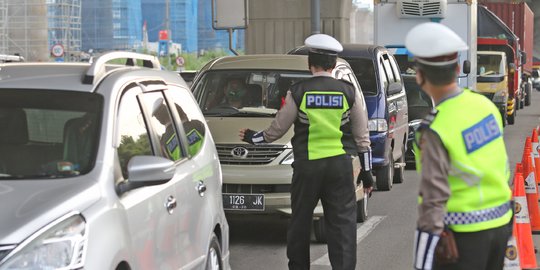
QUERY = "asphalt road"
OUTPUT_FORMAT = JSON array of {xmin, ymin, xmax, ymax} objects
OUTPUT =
[{"xmin": 227, "ymin": 89, "xmax": 540, "ymax": 270}]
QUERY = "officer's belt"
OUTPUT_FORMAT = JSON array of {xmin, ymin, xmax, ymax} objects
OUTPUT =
[{"xmin": 444, "ymin": 202, "xmax": 511, "ymax": 225}]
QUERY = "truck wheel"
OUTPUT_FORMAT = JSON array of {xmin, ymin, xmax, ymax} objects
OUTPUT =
[
  {"xmin": 376, "ymin": 151, "xmax": 393, "ymax": 191},
  {"xmin": 525, "ymin": 82, "xmax": 532, "ymax": 106},
  {"xmin": 393, "ymin": 145, "xmax": 405, "ymax": 184},
  {"xmin": 313, "ymin": 218, "xmax": 327, "ymax": 243},
  {"xmin": 357, "ymin": 193, "xmax": 368, "ymax": 223},
  {"xmin": 508, "ymin": 108, "xmax": 516, "ymax": 125}
]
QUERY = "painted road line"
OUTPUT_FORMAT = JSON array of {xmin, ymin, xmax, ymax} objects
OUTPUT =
[{"xmin": 311, "ymin": 215, "xmax": 386, "ymax": 266}]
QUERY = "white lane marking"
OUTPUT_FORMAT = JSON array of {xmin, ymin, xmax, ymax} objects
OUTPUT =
[{"xmin": 311, "ymin": 215, "xmax": 386, "ymax": 266}]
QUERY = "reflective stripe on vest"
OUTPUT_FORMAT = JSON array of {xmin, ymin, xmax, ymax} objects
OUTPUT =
[{"xmin": 444, "ymin": 202, "xmax": 511, "ymax": 225}]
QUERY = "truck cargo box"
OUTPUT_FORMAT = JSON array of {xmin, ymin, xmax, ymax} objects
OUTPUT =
[{"xmin": 479, "ymin": 2, "xmax": 534, "ymax": 73}]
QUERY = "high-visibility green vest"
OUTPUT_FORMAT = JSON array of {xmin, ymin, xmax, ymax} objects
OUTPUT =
[{"xmin": 415, "ymin": 89, "xmax": 512, "ymax": 232}]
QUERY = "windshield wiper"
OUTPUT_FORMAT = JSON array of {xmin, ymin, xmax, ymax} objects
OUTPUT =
[
  {"xmin": 205, "ymin": 111, "xmax": 276, "ymax": 117},
  {"xmin": 0, "ymin": 173, "xmax": 76, "ymax": 180}
]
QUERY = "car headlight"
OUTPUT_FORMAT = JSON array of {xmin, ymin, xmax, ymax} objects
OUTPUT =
[
  {"xmin": 281, "ymin": 151, "xmax": 294, "ymax": 165},
  {"xmin": 0, "ymin": 213, "xmax": 87, "ymax": 270},
  {"xmin": 368, "ymin": 119, "xmax": 388, "ymax": 132},
  {"xmin": 492, "ymin": 89, "xmax": 507, "ymax": 103}
]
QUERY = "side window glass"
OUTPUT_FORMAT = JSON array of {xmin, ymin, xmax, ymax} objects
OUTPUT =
[
  {"xmin": 378, "ymin": 58, "xmax": 390, "ymax": 91},
  {"xmin": 167, "ymin": 86, "xmax": 207, "ymax": 157},
  {"xmin": 117, "ymin": 87, "xmax": 152, "ymax": 179},
  {"xmin": 388, "ymin": 54, "xmax": 402, "ymax": 84},
  {"xmin": 141, "ymin": 92, "xmax": 185, "ymax": 162},
  {"xmin": 381, "ymin": 55, "xmax": 396, "ymax": 82}
]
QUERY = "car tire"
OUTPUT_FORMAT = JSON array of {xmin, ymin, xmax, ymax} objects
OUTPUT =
[
  {"xmin": 525, "ymin": 82, "xmax": 532, "ymax": 106},
  {"xmin": 393, "ymin": 145, "xmax": 405, "ymax": 184},
  {"xmin": 357, "ymin": 193, "xmax": 368, "ymax": 223},
  {"xmin": 508, "ymin": 106, "xmax": 516, "ymax": 125},
  {"xmin": 376, "ymin": 151, "xmax": 394, "ymax": 191},
  {"xmin": 313, "ymin": 218, "xmax": 327, "ymax": 243},
  {"xmin": 205, "ymin": 233, "xmax": 223, "ymax": 270},
  {"xmin": 500, "ymin": 108, "xmax": 507, "ymax": 127}
]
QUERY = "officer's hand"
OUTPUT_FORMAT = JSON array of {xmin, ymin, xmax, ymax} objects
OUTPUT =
[
  {"xmin": 358, "ymin": 170, "xmax": 374, "ymax": 197},
  {"xmin": 239, "ymin": 128, "xmax": 265, "ymax": 145}
]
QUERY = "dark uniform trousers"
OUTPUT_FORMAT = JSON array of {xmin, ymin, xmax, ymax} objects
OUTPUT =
[
  {"xmin": 434, "ymin": 223, "xmax": 511, "ymax": 270},
  {"xmin": 287, "ymin": 154, "xmax": 357, "ymax": 270}
]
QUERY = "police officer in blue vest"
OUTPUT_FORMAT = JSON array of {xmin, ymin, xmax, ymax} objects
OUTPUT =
[
  {"xmin": 406, "ymin": 23, "xmax": 512, "ymax": 270},
  {"xmin": 240, "ymin": 34, "xmax": 373, "ymax": 270}
]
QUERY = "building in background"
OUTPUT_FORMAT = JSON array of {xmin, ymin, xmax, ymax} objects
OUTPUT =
[
  {"xmin": 48, "ymin": 0, "xmax": 82, "ymax": 61},
  {"xmin": 82, "ymin": 0, "xmax": 141, "ymax": 52},
  {"xmin": 350, "ymin": 0, "xmax": 373, "ymax": 45},
  {"xmin": 2, "ymin": 0, "xmax": 49, "ymax": 61},
  {"xmin": 142, "ymin": 0, "xmax": 197, "ymax": 53}
]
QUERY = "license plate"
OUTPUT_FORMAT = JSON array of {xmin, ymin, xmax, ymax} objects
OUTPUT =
[{"xmin": 223, "ymin": 193, "xmax": 265, "ymax": 211}]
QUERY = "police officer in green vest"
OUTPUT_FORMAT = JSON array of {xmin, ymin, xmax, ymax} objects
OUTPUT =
[
  {"xmin": 406, "ymin": 23, "xmax": 512, "ymax": 270},
  {"xmin": 240, "ymin": 34, "xmax": 373, "ymax": 270}
]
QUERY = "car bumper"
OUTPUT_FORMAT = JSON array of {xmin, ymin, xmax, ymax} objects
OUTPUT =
[{"xmin": 370, "ymin": 132, "xmax": 390, "ymax": 167}]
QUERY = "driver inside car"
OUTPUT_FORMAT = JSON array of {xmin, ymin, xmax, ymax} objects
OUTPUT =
[{"xmin": 222, "ymin": 79, "xmax": 247, "ymax": 108}]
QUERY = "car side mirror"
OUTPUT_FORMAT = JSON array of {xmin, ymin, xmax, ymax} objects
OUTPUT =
[
  {"xmin": 462, "ymin": 60, "xmax": 471, "ymax": 75},
  {"xmin": 521, "ymin": 51, "xmax": 527, "ymax": 66},
  {"xmin": 117, "ymin": 155, "xmax": 175, "ymax": 194},
  {"xmin": 127, "ymin": 155, "xmax": 175, "ymax": 183},
  {"xmin": 387, "ymin": 82, "xmax": 402, "ymax": 96}
]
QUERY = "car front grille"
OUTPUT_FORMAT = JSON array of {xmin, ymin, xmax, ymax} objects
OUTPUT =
[
  {"xmin": 0, "ymin": 245, "xmax": 15, "ymax": 262},
  {"xmin": 223, "ymin": 184, "xmax": 291, "ymax": 194},
  {"xmin": 216, "ymin": 144, "xmax": 288, "ymax": 165}
]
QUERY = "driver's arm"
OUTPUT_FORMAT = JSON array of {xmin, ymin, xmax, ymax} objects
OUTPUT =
[{"xmin": 263, "ymin": 90, "xmax": 297, "ymax": 142}]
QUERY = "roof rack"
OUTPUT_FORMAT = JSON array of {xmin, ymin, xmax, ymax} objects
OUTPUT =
[{"xmin": 83, "ymin": 51, "xmax": 161, "ymax": 85}]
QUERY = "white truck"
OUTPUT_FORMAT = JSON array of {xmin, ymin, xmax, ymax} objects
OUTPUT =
[{"xmin": 374, "ymin": 0, "xmax": 477, "ymax": 88}]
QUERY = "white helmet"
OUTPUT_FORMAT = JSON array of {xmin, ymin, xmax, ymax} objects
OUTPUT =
[
  {"xmin": 304, "ymin": 34, "xmax": 343, "ymax": 55},
  {"xmin": 405, "ymin": 22, "xmax": 468, "ymax": 66}
]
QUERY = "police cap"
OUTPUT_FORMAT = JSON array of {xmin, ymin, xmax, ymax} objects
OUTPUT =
[
  {"xmin": 304, "ymin": 34, "xmax": 343, "ymax": 56},
  {"xmin": 405, "ymin": 22, "xmax": 468, "ymax": 66}
]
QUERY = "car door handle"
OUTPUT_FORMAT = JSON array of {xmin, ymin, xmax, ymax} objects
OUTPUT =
[
  {"xmin": 165, "ymin": 196, "xmax": 177, "ymax": 215},
  {"xmin": 197, "ymin": 181, "xmax": 207, "ymax": 197}
]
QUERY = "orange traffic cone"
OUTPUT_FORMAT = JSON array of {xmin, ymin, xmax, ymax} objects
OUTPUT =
[
  {"xmin": 532, "ymin": 129, "xmax": 540, "ymax": 187},
  {"xmin": 522, "ymin": 138, "xmax": 540, "ymax": 233},
  {"xmin": 513, "ymin": 167, "xmax": 538, "ymax": 269},
  {"xmin": 503, "ymin": 219, "xmax": 521, "ymax": 270}
]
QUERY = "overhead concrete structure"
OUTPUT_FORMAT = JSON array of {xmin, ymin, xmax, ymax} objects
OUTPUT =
[{"xmin": 246, "ymin": 0, "xmax": 351, "ymax": 54}]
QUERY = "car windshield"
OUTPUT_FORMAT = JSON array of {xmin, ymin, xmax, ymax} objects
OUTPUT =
[
  {"xmin": 403, "ymin": 78, "xmax": 433, "ymax": 121},
  {"xmin": 193, "ymin": 70, "xmax": 312, "ymax": 117},
  {"xmin": 346, "ymin": 58, "xmax": 378, "ymax": 96},
  {"xmin": 0, "ymin": 89, "xmax": 102, "ymax": 179},
  {"xmin": 477, "ymin": 54, "xmax": 504, "ymax": 78}
]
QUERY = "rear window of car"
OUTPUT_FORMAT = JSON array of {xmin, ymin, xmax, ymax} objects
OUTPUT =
[
  {"xmin": 345, "ymin": 58, "xmax": 378, "ymax": 96},
  {"xmin": 0, "ymin": 89, "xmax": 103, "ymax": 179}
]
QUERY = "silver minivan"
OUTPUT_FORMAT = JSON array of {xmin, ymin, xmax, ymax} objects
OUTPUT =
[{"xmin": 0, "ymin": 52, "xmax": 230, "ymax": 270}]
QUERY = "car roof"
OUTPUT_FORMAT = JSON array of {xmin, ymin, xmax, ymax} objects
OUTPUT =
[
  {"xmin": 0, "ymin": 52, "xmax": 173, "ymax": 93},
  {"xmin": 288, "ymin": 44, "xmax": 388, "ymax": 60},
  {"xmin": 202, "ymin": 54, "xmax": 350, "ymax": 72},
  {"xmin": 0, "ymin": 63, "xmax": 94, "ymax": 92}
]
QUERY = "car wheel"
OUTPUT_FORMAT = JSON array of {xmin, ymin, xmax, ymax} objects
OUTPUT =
[
  {"xmin": 376, "ymin": 151, "xmax": 393, "ymax": 191},
  {"xmin": 525, "ymin": 82, "xmax": 532, "ymax": 106},
  {"xmin": 393, "ymin": 145, "xmax": 405, "ymax": 184},
  {"xmin": 357, "ymin": 192, "xmax": 368, "ymax": 223},
  {"xmin": 205, "ymin": 233, "xmax": 223, "ymax": 270},
  {"xmin": 313, "ymin": 218, "xmax": 327, "ymax": 243},
  {"xmin": 507, "ymin": 106, "xmax": 516, "ymax": 125}
]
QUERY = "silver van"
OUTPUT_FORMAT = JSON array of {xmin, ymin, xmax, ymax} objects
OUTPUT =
[{"xmin": 0, "ymin": 52, "xmax": 230, "ymax": 270}]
